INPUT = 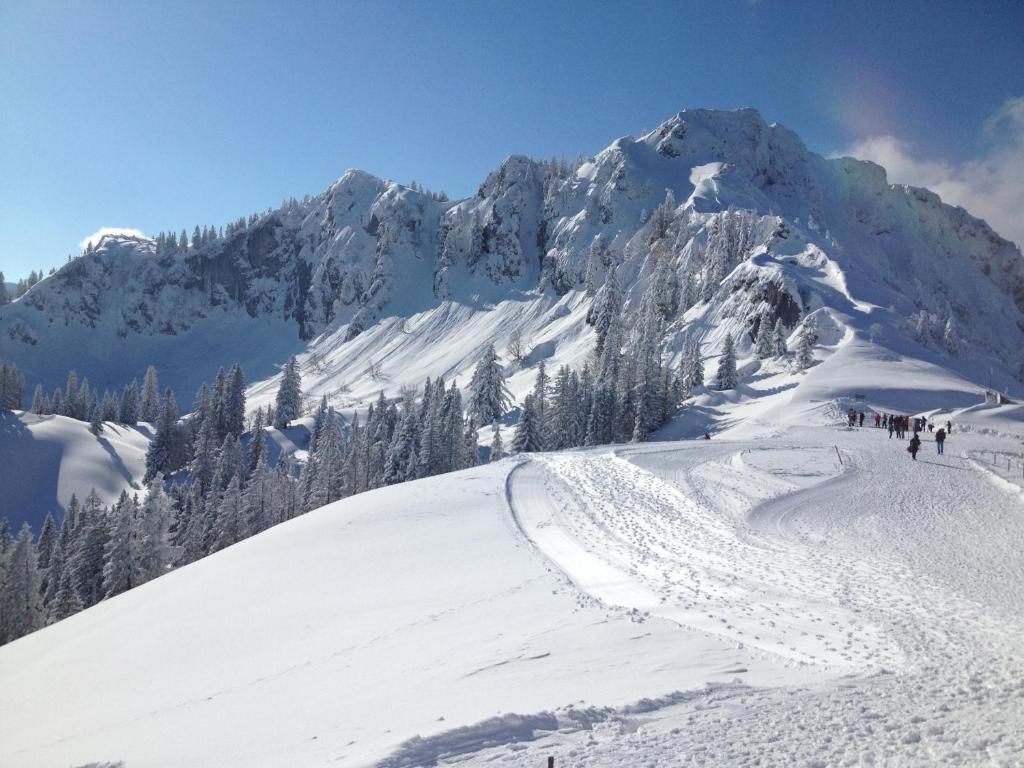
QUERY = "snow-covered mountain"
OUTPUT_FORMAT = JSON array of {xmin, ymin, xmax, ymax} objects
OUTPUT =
[{"xmin": 2, "ymin": 108, "xmax": 1022, "ymax": 414}]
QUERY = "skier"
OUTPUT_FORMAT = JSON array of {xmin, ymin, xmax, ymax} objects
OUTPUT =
[
  {"xmin": 847, "ymin": 407, "xmax": 856, "ymax": 428},
  {"xmin": 703, "ymin": 432, "xmax": 711, "ymax": 440},
  {"xmin": 888, "ymin": 418, "xmax": 895, "ymax": 439},
  {"xmin": 859, "ymin": 411, "xmax": 865, "ymax": 427},
  {"xmin": 946, "ymin": 420, "xmax": 953, "ymax": 433},
  {"xmin": 875, "ymin": 413, "xmax": 881, "ymax": 428},
  {"xmin": 935, "ymin": 427, "xmax": 946, "ymax": 455},
  {"xmin": 908, "ymin": 432, "xmax": 921, "ymax": 461}
]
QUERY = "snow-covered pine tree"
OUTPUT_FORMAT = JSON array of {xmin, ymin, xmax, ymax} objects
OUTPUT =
[
  {"xmin": 139, "ymin": 366, "xmax": 160, "ymax": 423},
  {"xmin": 772, "ymin": 318, "xmax": 788, "ymax": 358},
  {"xmin": 70, "ymin": 490, "xmax": 109, "ymax": 609},
  {"xmin": 274, "ymin": 356, "xmax": 302, "ymax": 429},
  {"xmin": 101, "ymin": 390, "xmax": 119, "ymax": 421},
  {"xmin": 652, "ymin": 256, "xmax": 680, "ymax": 321},
  {"xmin": 190, "ymin": 413, "xmax": 218, "ymax": 495},
  {"xmin": 134, "ymin": 476, "xmax": 174, "ymax": 582},
  {"xmin": 468, "ymin": 344, "xmax": 512, "ymax": 426},
  {"xmin": 119, "ymin": 378, "xmax": 139, "ymax": 425},
  {"xmin": 35, "ymin": 512, "xmax": 57, "ymax": 598},
  {"xmin": 0, "ymin": 523, "xmax": 41, "ymax": 643},
  {"xmin": 531, "ymin": 361, "xmax": 550, "ymax": 450},
  {"xmin": 102, "ymin": 491, "xmax": 133, "ymax": 598},
  {"xmin": 511, "ymin": 394, "xmax": 544, "ymax": 453},
  {"xmin": 489, "ymin": 421, "xmax": 504, "ymax": 461},
  {"xmin": 586, "ymin": 310, "xmax": 624, "ymax": 445},
  {"xmin": 211, "ymin": 475, "xmax": 243, "ymax": 552},
  {"xmin": 145, "ymin": 390, "xmax": 179, "ymax": 481},
  {"xmin": 312, "ymin": 411, "xmax": 346, "ymax": 507},
  {"xmin": 242, "ymin": 452, "xmax": 272, "ymax": 536},
  {"xmin": 247, "ymin": 408, "xmax": 267, "ymax": 470},
  {"xmin": 796, "ymin": 318, "xmax": 817, "ymax": 371},
  {"xmin": 631, "ymin": 293, "xmax": 666, "ymax": 442},
  {"xmin": 586, "ymin": 264, "xmax": 624, "ymax": 357},
  {"xmin": 714, "ymin": 333, "xmax": 738, "ymax": 390},
  {"xmin": 384, "ymin": 406, "xmax": 418, "ymax": 485},
  {"xmin": 210, "ymin": 368, "xmax": 228, "ymax": 439},
  {"xmin": 224, "ymin": 362, "xmax": 246, "ymax": 437},
  {"xmin": 584, "ymin": 235, "xmax": 607, "ymax": 297},
  {"xmin": 31, "ymin": 384, "xmax": 45, "ymax": 414},
  {"xmin": 754, "ymin": 312, "xmax": 775, "ymax": 359}
]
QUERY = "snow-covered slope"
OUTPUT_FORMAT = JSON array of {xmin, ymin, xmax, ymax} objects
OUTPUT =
[
  {"xmin": 2, "ymin": 108, "xmax": 1022, "ymax": 415},
  {"xmin": 3, "ymin": 417, "xmax": 1023, "ymax": 767},
  {"xmin": 0, "ymin": 411, "xmax": 151, "ymax": 531}
]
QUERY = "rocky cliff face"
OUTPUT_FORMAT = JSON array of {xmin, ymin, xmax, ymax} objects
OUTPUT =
[{"xmin": 3, "ymin": 108, "xmax": 1023, "ymax": 403}]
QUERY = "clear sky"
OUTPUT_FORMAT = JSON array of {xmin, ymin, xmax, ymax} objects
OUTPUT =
[{"xmin": 2, "ymin": 0, "xmax": 1023, "ymax": 279}]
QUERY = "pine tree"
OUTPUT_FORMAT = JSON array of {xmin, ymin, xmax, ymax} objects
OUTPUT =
[
  {"xmin": 384, "ymin": 406, "xmax": 418, "ymax": 485},
  {"xmin": 511, "ymin": 394, "xmax": 544, "ymax": 453},
  {"xmin": 35, "ymin": 512, "xmax": 57, "ymax": 599},
  {"xmin": 145, "ymin": 388, "xmax": 179, "ymax": 480},
  {"xmin": 224, "ymin": 363, "xmax": 246, "ymax": 436},
  {"xmin": 468, "ymin": 344, "xmax": 512, "ymax": 426},
  {"xmin": 242, "ymin": 452, "xmax": 272, "ymax": 535},
  {"xmin": 0, "ymin": 523, "xmax": 41, "ymax": 643},
  {"xmin": 139, "ymin": 366, "xmax": 160, "ymax": 423},
  {"xmin": 102, "ymin": 492, "xmax": 133, "ymax": 598},
  {"xmin": 70, "ymin": 490, "xmax": 109, "ymax": 608},
  {"xmin": 31, "ymin": 384, "xmax": 45, "ymax": 414},
  {"xmin": 714, "ymin": 334, "xmax": 738, "ymax": 390},
  {"xmin": 119, "ymin": 379, "xmax": 139, "ymax": 425},
  {"xmin": 489, "ymin": 421, "xmax": 504, "ymax": 461},
  {"xmin": 796, "ymin": 319, "xmax": 817, "ymax": 371},
  {"xmin": 772, "ymin": 318, "xmax": 788, "ymax": 358},
  {"xmin": 754, "ymin": 312, "xmax": 775, "ymax": 359},
  {"xmin": 50, "ymin": 561, "xmax": 83, "ymax": 622},
  {"xmin": 135, "ymin": 477, "xmax": 174, "ymax": 582},
  {"xmin": 531, "ymin": 362, "xmax": 550, "ymax": 450},
  {"xmin": 273, "ymin": 356, "xmax": 302, "ymax": 429},
  {"xmin": 190, "ymin": 414, "xmax": 218, "ymax": 495},
  {"xmin": 247, "ymin": 408, "xmax": 267, "ymax": 470},
  {"xmin": 587, "ymin": 265, "xmax": 624, "ymax": 356},
  {"xmin": 211, "ymin": 475, "xmax": 243, "ymax": 552}
]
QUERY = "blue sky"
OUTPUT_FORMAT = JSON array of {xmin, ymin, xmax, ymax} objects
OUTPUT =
[{"xmin": 2, "ymin": 0, "xmax": 1023, "ymax": 278}]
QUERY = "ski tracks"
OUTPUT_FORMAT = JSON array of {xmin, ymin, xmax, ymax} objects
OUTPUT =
[{"xmin": 510, "ymin": 448, "xmax": 897, "ymax": 670}]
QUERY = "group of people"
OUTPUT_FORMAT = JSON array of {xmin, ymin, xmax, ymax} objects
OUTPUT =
[{"xmin": 846, "ymin": 406, "xmax": 952, "ymax": 460}]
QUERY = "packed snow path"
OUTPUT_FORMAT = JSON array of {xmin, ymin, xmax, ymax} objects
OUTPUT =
[{"xmin": 505, "ymin": 426, "xmax": 1024, "ymax": 765}]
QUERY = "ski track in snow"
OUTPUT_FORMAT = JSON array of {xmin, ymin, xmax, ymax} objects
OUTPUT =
[{"xmin": 495, "ymin": 427, "xmax": 1024, "ymax": 766}]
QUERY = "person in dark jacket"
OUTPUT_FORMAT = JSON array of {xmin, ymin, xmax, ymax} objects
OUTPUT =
[
  {"xmin": 909, "ymin": 433, "xmax": 921, "ymax": 460},
  {"xmin": 859, "ymin": 411, "xmax": 865, "ymax": 427},
  {"xmin": 935, "ymin": 428, "xmax": 946, "ymax": 455},
  {"xmin": 888, "ymin": 418, "xmax": 895, "ymax": 439}
]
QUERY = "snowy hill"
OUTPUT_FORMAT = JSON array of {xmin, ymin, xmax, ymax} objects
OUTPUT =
[
  {"xmin": 3, "ymin": 419, "xmax": 1023, "ymax": 766},
  {"xmin": 0, "ymin": 411, "xmax": 151, "ymax": 531},
  {"xmin": 2, "ymin": 108, "xmax": 1023, "ymax": 416}
]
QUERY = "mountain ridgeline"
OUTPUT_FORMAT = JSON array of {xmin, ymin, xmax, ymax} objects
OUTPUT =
[{"xmin": 2, "ymin": 107, "xmax": 1023, "ymax": 404}]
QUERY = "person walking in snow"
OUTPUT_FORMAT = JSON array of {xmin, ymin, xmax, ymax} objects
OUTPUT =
[
  {"xmin": 946, "ymin": 420, "xmax": 953, "ymax": 433},
  {"xmin": 875, "ymin": 413, "xmax": 881, "ymax": 428},
  {"xmin": 888, "ymin": 418, "xmax": 895, "ymax": 439},
  {"xmin": 859, "ymin": 411, "xmax": 865, "ymax": 427},
  {"xmin": 908, "ymin": 432, "xmax": 921, "ymax": 461},
  {"xmin": 847, "ymin": 408, "xmax": 856, "ymax": 428},
  {"xmin": 935, "ymin": 427, "xmax": 946, "ymax": 455}
]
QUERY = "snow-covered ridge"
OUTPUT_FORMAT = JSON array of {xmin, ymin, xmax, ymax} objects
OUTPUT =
[{"xmin": 2, "ymin": 107, "xmax": 1023, "ymax": 409}]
